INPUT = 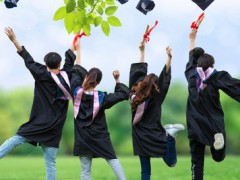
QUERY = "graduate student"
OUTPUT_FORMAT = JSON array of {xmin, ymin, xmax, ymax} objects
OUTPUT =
[
  {"xmin": 129, "ymin": 39, "xmax": 184, "ymax": 180},
  {"xmin": 0, "ymin": 27, "xmax": 75, "ymax": 180},
  {"xmin": 70, "ymin": 39, "xmax": 129, "ymax": 180},
  {"xmin": 185, "ymin": 24, "xmax": 240, "ymax": 179}
]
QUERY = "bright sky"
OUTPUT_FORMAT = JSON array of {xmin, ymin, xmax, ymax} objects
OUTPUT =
[{"xmin": 0, "ymin": 0, "xmax": 240, "ymax": 90}]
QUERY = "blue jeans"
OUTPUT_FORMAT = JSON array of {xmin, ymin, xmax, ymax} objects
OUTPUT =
[
  {"xmin": 139, "ymin": 135, "xmax": 177, "ymax": 180},
  {"xmin": 80, "ymin": 156, "xmax": 126, "ymax": 180},
  {"xmin": 0, "ymin": 134, "xmax": 58, "ymax": 180}
]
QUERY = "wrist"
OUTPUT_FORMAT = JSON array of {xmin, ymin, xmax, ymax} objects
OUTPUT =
[{"xmin": 12, "ymin": 39, "xmax": 18, "ymax": 44}]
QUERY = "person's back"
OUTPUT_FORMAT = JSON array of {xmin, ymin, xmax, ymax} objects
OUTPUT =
[
  {"xmin": 129, "ymin": 38, "xmax": 184, "ymax": 180},
  {"xmin": 70, "ymin": 39, "xmax": 128, "ymax": 180},
  {"xmin": 185, "ymin": 46, "xmax": 240, "ymax": 148},
  {"xmin": 0, "ymin": 27, "xmax": 76, "ymax": 180},
  {"xmin": 17, "ymin": 47, "xmax": 75, "ymax": 148},
  {"xmin": 185, "ymin": 22, "xmax": 240, "ymax": 180}
]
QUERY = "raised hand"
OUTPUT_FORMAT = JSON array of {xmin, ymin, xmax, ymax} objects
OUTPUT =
[
  {"xmin": 165, "ymin": 46, "xmax": 172, "ymax": 73},
  {"xmin": 5, "ymin": 27, "xmax": 22, "ymax": 52},
  {"xmin": 75, "ymin": 39, "xmax": 80, "ymax": 51},
  {"xmin": 113, "ymin": 70, "xmax": 120, "ymax": 83},
  {"xmin": 189, "ymin": 29, "xmax": 197, "ymax": 41},
  {"xmin": 5, "ymin": 27, "xmax": 17, "ymax": 42},
  {"xmin": 166, "ymin": 46, "xmax": 172, "ymax": 58}
]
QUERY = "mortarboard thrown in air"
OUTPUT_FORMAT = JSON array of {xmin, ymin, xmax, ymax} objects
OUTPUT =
[
  {"xmin": 4, "ymin": 0, "xmax": 19, "ymax": 8},
  {"xmin": 192, "ymin": 0, "xmax": 214, "ymax": 11},
  {"xmin": 136, "ymin": 0, "xmax": 155, "ymax": 15},
  {"xmin": 117, "ymin": 0, "xmax": 129, "ymax": 4}
]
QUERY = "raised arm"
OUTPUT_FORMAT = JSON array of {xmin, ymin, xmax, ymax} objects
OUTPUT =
[
  {"xmin": 139, "ymin": 41, "xmax": 145, "ymax": 63},
  {"xmin": 156, "ymin": 46, "xmax": 172, "ymax": 104},
  {"xmin": 101, "ymin": 70, "xmax": 129, "ymax": 109},
  {"xmin": 5, "ymin": 27, "xmax": 23, "ymax": 52},
  {"xmin": 165, "ymin": 46, "xmax": 172, "ymax": 73},
  {"xmin": 5, "ymin": 27, "xmax": 48, "ymax": 80},
  {"xmin": 189, "ymin": 14, "xmax": 204, "ymax": 51},
  {"xmin": 70, "ymin": 39, "xmax": 87, "ymax": 92},
  {"xmin": 62, "ymin": 41, "xmax": 76, "ymax": 73},
  {"xmin": 75, "ymin": 39, "xmax": 81, "ymax": 65},
  {"xmin": 189, "ymin": 29, "xmax": 197, "ymax": 51}
]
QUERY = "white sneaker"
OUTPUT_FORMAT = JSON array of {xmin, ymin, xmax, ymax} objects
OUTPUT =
[
  {"xmin": 164, "ymin": 124, "xmax": 185, "ymax": 138},
  {"xmin": 213, "ymin": 133, "xmax": 224, "ymax": 150}
]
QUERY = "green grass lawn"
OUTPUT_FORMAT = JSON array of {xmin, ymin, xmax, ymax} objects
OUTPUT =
[{"xmin": 0, "ymin": 156, "xmax": 240, "ymax": 180}]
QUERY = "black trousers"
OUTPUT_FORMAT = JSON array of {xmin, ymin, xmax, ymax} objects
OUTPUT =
[{"xmin": 190, "ymin": 139, "xmax": 226, "ymax": 180}]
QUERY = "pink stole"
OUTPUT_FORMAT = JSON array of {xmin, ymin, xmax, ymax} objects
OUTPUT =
[
  {"xmin": 131, "ymin": 95, "xmax": 145, "ymax": 126},
  {"xmin": 51, "ymin": 71, "xmax": 72, "ymax": 100},
  {"xmin": 196, "ymin": 67, "xmax": 215, "ymax": 91},
  {"xmin": 73, "ymin": 88, "xmax": 100, "ymax": 124}
]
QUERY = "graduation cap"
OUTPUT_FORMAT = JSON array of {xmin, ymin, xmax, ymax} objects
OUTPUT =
[
  {"xmin": 136, "ymin": 0, "xmax": 155, "ymax": 15},
  {"xmin": 4, "ymin": 0, "xmax": 19, "ymax": 8},
  {"xmin": 192, "ymin": 0, "xmax": 214, "ymax": 11},
  {"xmin": 117, "ymin": 0, "xmax": 129, "ymax": 4}
]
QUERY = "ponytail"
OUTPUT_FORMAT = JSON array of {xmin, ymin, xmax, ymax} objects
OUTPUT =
[{"xmin": 83, "ymin": 68, "xmax": 102, "ymax": 91}]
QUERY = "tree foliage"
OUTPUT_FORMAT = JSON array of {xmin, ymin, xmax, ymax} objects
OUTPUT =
[
  {"xmin": 1, "ymin": 82, "xmax": 240, "ymax": 155},
  {"xmin": 53, "ymin": 0, "xmax": 122, "ymax": 36}
]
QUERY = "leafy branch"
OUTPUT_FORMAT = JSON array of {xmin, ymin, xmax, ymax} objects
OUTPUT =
[{"xmin": 53, "ymin": 0, "xmax": 122, "ymax": 36}]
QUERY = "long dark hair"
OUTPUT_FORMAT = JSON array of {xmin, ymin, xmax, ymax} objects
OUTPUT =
[
  {"xmin": 197, "ymin": 53, "xmax": 215, "ymax": 71},
  {"xmin": 131, "ymin": 73, "xmax": 160, "ymax": 111},
  {"xmin": 83, "ymin": 68, "xmax": 102, "ymax": 91}
]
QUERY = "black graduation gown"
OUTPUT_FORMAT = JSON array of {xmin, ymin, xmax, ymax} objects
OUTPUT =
[
  {"xmin": 71, "ymin": 65, "xmax": 129, "ymax": 159},
  {"xmin": 16, "ymin": 46, "xmax": 75, "ymax": 148},
  {"xmin": 129, "ymin": 63, "xmax": 171, "ymax": 157},
  {"xmin": 185, "ymin": 47, "xmax": 240, "ymax": 147}
]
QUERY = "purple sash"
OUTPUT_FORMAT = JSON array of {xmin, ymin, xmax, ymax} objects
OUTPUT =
[
  {"xmin": 51, "ymin": 71, "xmax": 72, "ymax": 100},
  {"xmin": 196, "ymin": 67, "xmax": 215, "ymax": 91},
  {"xmin": 73, "ymin": 88, "xmax": 100, "ymax": 124},
  {"xmin": 131, "ymin": 95, "xmax": 145, "ymax": 126}
]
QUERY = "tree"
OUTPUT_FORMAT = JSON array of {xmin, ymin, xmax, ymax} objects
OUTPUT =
[{"xmin": 53, "ymin": 0, "xmax": 122, "ymax": 36}]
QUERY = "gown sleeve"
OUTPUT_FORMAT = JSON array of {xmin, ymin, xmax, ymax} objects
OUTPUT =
[
  {"xmin": 101, "ymin": 83, "xmax": 130, "ymax": 109},
  {"xmin": 184, "ymin": 47, "xmax": 205, "ymax": 102},
  {"xmin": 185, "ymin": 47, "xmax": 205, "ymax": 82},
  {"xmin": 70, "ymin": 64, "xmax": 88, "ymax": 92},
  {"xmin": 216, "ymin": 71, "xmax": 240, "ymax": 102},
  {"xmin": 62, "ymin": 49, "xmax": 76, "ymax": 73},
  {"xmin": 129, "ymin": 63, "xmax": 148, "ymax": 89},
  {"xmin": 18, "ymin": 46, "xmax": 48, "ymax": 80},
  {"xmin": 157, "ymin": 65, "xmax": 171, "ymax": 104}
]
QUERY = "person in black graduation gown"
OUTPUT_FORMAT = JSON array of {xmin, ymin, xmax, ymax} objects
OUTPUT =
[
  {"xmin": 129, "ymin": 40, "xmax": 184, "ymax": 180},
  {"xmin": 186, "ymin": 27, "xmax": 240, "ymax": 180},
  {"xmin": 0, "ymin": 27, "xmax": 76, "ymax": 180},
  {"xmin": 70, "ymin": 40, "xmax": 129, "ymax": 180}
]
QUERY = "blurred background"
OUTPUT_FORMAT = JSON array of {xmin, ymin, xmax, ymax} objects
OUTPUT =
[
  {"xmin": 0, "ymin": 84, "xmax": 240, "ymax": 156},
  {"xmin": 0, "ymin": 0, "xmax": 240, "ymax": 156}
]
